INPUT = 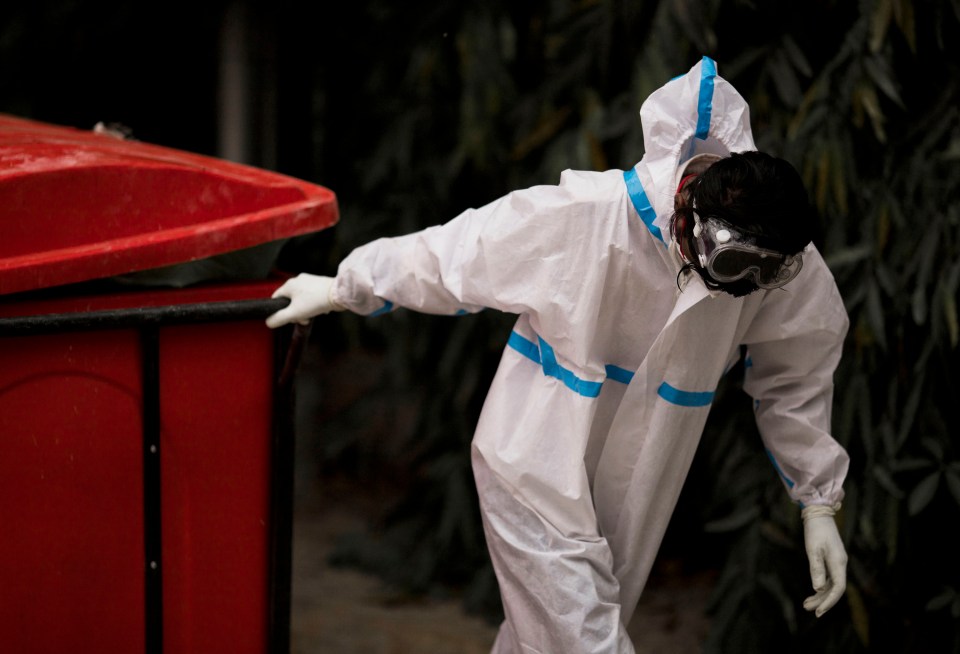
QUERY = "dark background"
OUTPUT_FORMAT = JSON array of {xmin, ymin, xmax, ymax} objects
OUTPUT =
[{"xmin": 3, "ymin": 1, "xmax": 960, "ymax": 652}]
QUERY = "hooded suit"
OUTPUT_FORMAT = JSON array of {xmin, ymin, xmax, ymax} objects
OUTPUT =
[{"xmin": 330, "ymin": 56, "xmax": 849, "ymax": 653}]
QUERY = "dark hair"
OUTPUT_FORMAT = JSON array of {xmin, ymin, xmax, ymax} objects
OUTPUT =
[{"xmin": 692, "ymin": 151, "xmax": 814, "ymax": 256}]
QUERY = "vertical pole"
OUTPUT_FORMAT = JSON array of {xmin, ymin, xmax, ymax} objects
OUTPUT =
[
  {"xmin": 268, "ymin": 324, "xmax": 299, "ymax": 653},
  {"xmin": 218, "ymin": 1, "xmax": 251, "ymax": 165},
  {"xmin": 218, "ymin": 0, "xmax": 278, "ymax": 170}
]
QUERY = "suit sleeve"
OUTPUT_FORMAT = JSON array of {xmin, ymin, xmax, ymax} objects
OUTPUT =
[
  {"xmin": 331, "ymin": 170, "xmax": 624, "ymax": 320},
  {"xmin": 741, "ymin": 247, "xmax": 850, "ymax": 507}
]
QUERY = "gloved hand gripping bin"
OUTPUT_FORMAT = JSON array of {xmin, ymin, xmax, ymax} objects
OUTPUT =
[{"xmin": 0, "ymin": 115, "xmax": 338, "ymax": 654}]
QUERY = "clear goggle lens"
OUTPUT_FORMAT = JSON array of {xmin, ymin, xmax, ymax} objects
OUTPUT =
[
  {"xmin": 693, "ymin": 213, "xmax": 804, "ymax": 289},
  {"xmin": 706, "ymin": 248, "xmax": 802, "ymax": 288}
]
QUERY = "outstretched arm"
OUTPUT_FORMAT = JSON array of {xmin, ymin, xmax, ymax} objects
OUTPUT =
[
  {"xmin": 742, "ymin": 248, "xmax": 851, "ymax": 617},
  {"xmin": 268, "ymin": 169, "xmax": 626, "ymax": 328}
]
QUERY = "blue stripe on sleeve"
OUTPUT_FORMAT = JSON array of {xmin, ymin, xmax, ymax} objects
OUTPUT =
[
  {"xmin": 368, "ymin": 303, "xmax": 473, "ymax": 318},
  {"xmin": 368, "ymin": 300, "xmax": 394, "ymax": 317},
  {"xmin": 765, "ymin": 448, "xmax": 796, "ymax": 489}
]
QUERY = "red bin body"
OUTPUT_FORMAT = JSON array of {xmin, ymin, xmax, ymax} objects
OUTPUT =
[{"xmin": 0, "ymin": 114, "xmax": 338, "ymax": 654}]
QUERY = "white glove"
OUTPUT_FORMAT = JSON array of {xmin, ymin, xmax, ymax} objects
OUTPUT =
[
  {"xmin": 801, "ymin": 503, "xmax": 847, "ymax": 617},
  {"xmin": 266, "ymin": 273, "xmax": 345, "ymax": 329}
]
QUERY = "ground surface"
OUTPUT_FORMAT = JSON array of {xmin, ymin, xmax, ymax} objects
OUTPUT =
[
  {"xmin": 288, "ymin": 340, "xmax": 714, "ymax": 654},
  {"xmin": 289, "ymin": 483, "xmax": 714, "ymax": 654}
]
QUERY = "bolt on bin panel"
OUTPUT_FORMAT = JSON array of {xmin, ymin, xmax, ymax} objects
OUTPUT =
[{"xmin": 0, "ymin": 113, "xmax": 338, "ymax": 295}]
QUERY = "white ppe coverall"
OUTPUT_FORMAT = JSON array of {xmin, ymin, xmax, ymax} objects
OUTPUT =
[{"xmin": 329, "ymin": 57, "xmax": 850, "ymax": 653}]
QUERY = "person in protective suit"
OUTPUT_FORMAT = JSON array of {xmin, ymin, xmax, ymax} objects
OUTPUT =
[{"xmin": 267, "ymin": 56, "xmax": 850, "ymax": 653}]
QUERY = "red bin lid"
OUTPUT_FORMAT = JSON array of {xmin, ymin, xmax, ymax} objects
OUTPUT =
[{"xmin": 0, "ymin": 114, "xmax": 338, "ymax": 295}]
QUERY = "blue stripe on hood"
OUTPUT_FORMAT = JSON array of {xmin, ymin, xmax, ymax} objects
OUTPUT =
[
  {"xmin": 695, "ymin": 56, "xmax": 717, "ymax": 140},
  {"xmin": 623, "ymin": 167, "xmax": 664, "ymax": 243}
]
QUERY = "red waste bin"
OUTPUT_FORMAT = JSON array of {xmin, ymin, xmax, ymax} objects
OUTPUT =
[{"xmin": 0, "ymin": 114, "xmax": 338, "ymax": 654}]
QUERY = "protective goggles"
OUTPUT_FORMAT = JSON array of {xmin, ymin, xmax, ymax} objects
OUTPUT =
[{"xmin": 692, "ymin": 212, "xmax": 803, "ymax": 289}]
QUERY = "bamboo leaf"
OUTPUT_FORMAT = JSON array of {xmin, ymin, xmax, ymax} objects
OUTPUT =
[
  {"xmin": 844, "ymin": 281, "xmax": 868, "ymax": 313},
  {"xmin": 703, "ymin": 581, "xmax": 750, "ymax": 650},
  {"xmin": 893, "ymin": 0, "xmax": 917, "ymax": 53},
  {"xmin": 858, "ymin": 83, "xmax": 888, "ymax": 143},
  {"xmin": 925, "ymin": 587, "xmax": 956, "ymax": 611},
  {"xmin": 912, "ymin": 285, "xmax": 929, "ymax": 326},
  {"xmin": 943, "ymin": 287, "xmax": 959, "ymax": 348},
  {"xmin": 889, "ymin": 457, "xmax": 936, "ymax": 473},
  {"xmin": 876, "ymin": 203, "xmax": 891, "ymax": 254},
  {"xmin": 912, "ymin": 228, "xmax": 941, "ymax": 325},
  {"xmin": 770, "ymin": 49, "xmax": 803, "ymax": 107},
  {"xmin": 704, "ymin": 506, "xmax": 761, "ymax": 533},
  {"xmin": 864, "ymin": 54, "xmax": 904, "ymax": 107},
  {"xmin": 866, "ymin": 277, "xmax": 888, "ymax": 350},
  {"xmin": 758, "ymin": 572, "xmax": 797, "ymax": 635},
  {"xmin": 946, "ymin": 470, "xmax": 960, "ymax": 507},
  {"xmin": 875, "ymin": 261, "xmax": 896, "ymax": 297},
  {"xmin": 510, "ymin": 105, "xmax": 573, "ymax": 160},
  {"xmin": 947, "ymin": 259, "xmax": 960, "ymax": 297},
  {"xmin": 869, "ymin": 0, "xmax": 894, "ymax": 53},
  {"xmin": 829, "ymin": 139, "xmax": 849, "ymax": 215},
  {"xmin": 873, "ymin": 464, "xmax": 905, "ymax": 499},
  {"xmin": 825, "ymin": 243, "xmax": 872, "ymax": 269},
  {"xmin": 838, "ymin": 373, "xmax": 865, "ymax": 456},
  {"xmin": 787, "ymin": 82, "xmax": 825, "ymax": 139},
  {"xmin": 880, "ymin": 418, "xmax": 896, "ymax": 459},
  {"xmin": 846, "ymin": 582, "xmax": 871, "ymax": 646},
  {"xmin": 895, "ymin": 382, "xmax": 923, "ymax": 450},
  {"xmin": 921, "ymin": 437, "xmax": 945, "ymax": 462},
  {"xmin": 759, "ymin": 519, "xmax": 794, "ymax": 548},
  {"xmin": 907, "ymin": 472, "xmax": 942, "ymax": 515},
  {"xmin": 857, "ymin": 373, "xmax": 873, "ymax": 451},
  {"xmin": 815, "ymin": 146, "xmax": 830, "ymax": 212},
  {"xmin": 781, "ymin": 35, "xmax": 812, "ymax": 77},
  {"xmin": 886, "ymin": 495, "xmax": 900, "ymax": 564}
]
